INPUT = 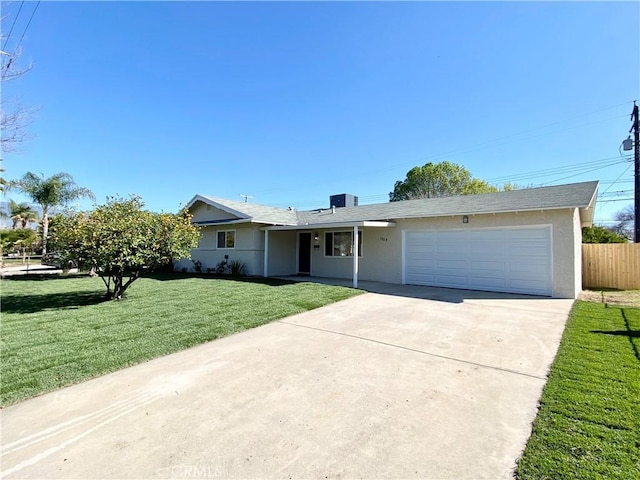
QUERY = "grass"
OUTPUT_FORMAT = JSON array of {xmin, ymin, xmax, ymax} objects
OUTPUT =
[
  {"xmin": 0, "ymin": 273, "xmax": 361, "ymax": 406},
  {"xmin": 515, "ymin": 300, "xmax": 640, "ymax": 480}
]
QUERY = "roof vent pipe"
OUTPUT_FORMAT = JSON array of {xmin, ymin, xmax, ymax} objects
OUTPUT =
[{"xmin": 332, "ymin": 206, "xmax": 336, "ymax": 214}]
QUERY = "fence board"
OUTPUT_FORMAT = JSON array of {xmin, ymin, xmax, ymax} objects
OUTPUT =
[{"xmin": 582, "ymin": 243, "xmax": 640, "ymax": 290}]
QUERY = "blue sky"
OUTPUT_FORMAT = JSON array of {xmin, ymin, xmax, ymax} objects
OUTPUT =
[{"xmin": 2, "ymin": 1, "xmax": 638, "ymax": 226}]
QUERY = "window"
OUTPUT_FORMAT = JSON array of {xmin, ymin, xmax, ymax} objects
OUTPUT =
[
  {"xmin": 217, "ymin": 230, "xmax": 235, "ymax": 249},
  {"xmin": 325, "ymin": 231, "xmax": 362, "ymax": 257}
]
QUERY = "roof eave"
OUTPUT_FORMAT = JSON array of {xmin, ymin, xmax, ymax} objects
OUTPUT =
[
  {"xmin": 187, "ymin": 195, "xmax": 250, "ymax": 220},
  {"xmin": 263, "ymin": 221, "xmax": 396, "ymax": 231}
]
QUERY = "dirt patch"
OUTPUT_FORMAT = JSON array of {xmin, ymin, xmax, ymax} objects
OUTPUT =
[{"xmin": 579, "ymin": 289, "xmax": 640, "ymax": 309}]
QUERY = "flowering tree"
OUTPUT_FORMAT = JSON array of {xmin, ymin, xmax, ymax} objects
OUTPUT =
[{"xmin": 51, "ymin": 196, "xmax": 199, "ymax": 300}]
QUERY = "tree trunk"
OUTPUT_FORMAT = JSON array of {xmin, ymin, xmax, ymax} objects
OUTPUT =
[
  {"xmin": 103, "ymin": 270, "xmax": 140, "ymax": 300},
  {"xmin": 41, "ymin": 208, "xmax": 49, "ymax": 255},
  {"xmin": 112, "ymin": 275, "xmax": 124, "ymax": 300}
]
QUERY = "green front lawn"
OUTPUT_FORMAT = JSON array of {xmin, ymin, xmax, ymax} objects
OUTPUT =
[
  {"xmin": 516, "ymin": 300, "xmax": 640, "ymax": 479},
  {"xmin": 0, "ymin": 273, "xmax": 361, "ymax": 406}
]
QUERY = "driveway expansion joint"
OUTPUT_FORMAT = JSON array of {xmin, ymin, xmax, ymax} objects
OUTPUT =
[{"xmin": 277, "ymin": 319, "xmax": 548, "ymax": 381}]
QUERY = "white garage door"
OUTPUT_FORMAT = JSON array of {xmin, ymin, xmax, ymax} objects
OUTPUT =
[{"xmin": 403, "ymin": 227, "xmax": 552, "ymax": 296}]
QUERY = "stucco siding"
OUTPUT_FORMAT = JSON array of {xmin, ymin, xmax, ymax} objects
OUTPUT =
[
  {"xmin": 572, "ymin": 207, "xmax": 583, "ymax": 297},
  {"xmin": 267, "ymin": 231, "xmax": 297, "ymax": 276},
  {"xmin": 182, "ymin": 224, "xmax": 266, "ymax": 275},
  {"xmin": 310, "ymin": 229, "xmax": 362, "ymax": 280},
  {"xmin": 190, "ymin": 201, "xmax": 241, "ymax": 223}
]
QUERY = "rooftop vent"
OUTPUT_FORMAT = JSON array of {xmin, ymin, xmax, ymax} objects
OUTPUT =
[{"xmin": 330, "ymin": 193, "xmax": 358, "ymax": 208}]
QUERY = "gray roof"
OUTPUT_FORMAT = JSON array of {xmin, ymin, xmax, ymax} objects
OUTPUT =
[
  {"xmin": 192, "ymin": 181, "xmax": 599, "ymax": 227},
  {"xmin": 190, "ymin": 195, "xmax": 298, "ymax": 225}
]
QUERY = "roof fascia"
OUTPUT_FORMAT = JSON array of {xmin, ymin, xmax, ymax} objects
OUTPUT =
[
  {"xmin": 578, "ymin": 183, "xmax": 599, "ymax": 226},
  {"xmin": 193, "ymin": 218, "xmax": 253, "ymax": 227},
  {"xmin": 382, "ymin": 205, "xmax": 596, "ymax": 220},
  {"xmin": 263, "ymin": 221, "xmax": 396, "ymax": 231},
  {"xmin": 195, "ymin": 218, "xmax": 298, "ymax": 227}
]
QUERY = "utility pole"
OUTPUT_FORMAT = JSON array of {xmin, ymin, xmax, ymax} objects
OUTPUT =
[{"xmin": 631, "ymin": 102, "xmax": 639, "ymax": 243}]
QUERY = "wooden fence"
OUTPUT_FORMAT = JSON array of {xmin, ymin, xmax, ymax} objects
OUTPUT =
[{"xmin": 582, "ymin": 243, "xmax": 640, "ymax": 290}]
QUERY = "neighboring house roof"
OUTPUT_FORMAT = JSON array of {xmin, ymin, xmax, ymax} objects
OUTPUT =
[{"xmin": 190, "ymin": 180, "xmax": 599, "ymax": 227}]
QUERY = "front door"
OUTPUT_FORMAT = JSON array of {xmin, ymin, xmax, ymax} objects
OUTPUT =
[{"xmin": 298, "ymin": 232, "xmax": 311, "ymax": 275}]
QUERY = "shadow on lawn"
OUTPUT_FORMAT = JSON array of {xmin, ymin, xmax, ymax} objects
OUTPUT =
[
  {"xmin": 0, "ymin": 273, "xmax": 85, "ymax": 282},
  {"xmin": 144, "ymin": 271, "xmax": 298, "ymax": 287},
  {"xmin": 591, "ymin": 308, "xmax": 640, "ymax": 363},
  {"xmin": 1, "ymin": 290, "xmax": 107, "ymax": 314}
]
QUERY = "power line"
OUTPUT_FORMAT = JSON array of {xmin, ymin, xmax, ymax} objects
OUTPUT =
[
  {"xmin": 596, "ymin": 163, "xmax": 634, "ymax": 198},
  {"xmin": 538, "ymin": 161, "xmax": 631, "ymax": 186},
  {"xmin": 598, "ymin": 190, "xmax": 633, "ymax": 198},
  {"xmin": 251, "ymin": 102, "xmax": 636, "ymax": 198},
  {"xmin": 487, "ymin": 155, "xmax": 630, "ymax": 183},
  {"xmin": 596, "ymin": 198, "xmax": 634, "ymax": 204},
  {"xmin": 599, "ymin": 179, "xmax": 633, "ymax": 185},
  {"xmin": 1, "ymin": 0, "xmax": 25, "ymax": 52},
  {"xmin": 13, "ymin": 0, "xmax": 39, "ymax": 54}
]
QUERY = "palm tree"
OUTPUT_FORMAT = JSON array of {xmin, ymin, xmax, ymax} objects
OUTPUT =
[
  {"xmin": 8, "ymin": 172, "xmax": 95, "ymax": 253},
  {"xmin": 8, "ymin": 200, "xmax": 39, "ymax": 229}
]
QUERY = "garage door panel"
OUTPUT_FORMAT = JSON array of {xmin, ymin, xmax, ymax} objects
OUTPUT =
[
  {"xmin": 510, "ymin": 229, "xmax": 548, "ymax": 240},
  {"xmin": 470, "ymin": 260, "xmax": 506, "ymax": 273},
  {"xmin": 436, "ymin": 248, "xmax": 465, "ymax": 257},
  {"xmin": 406, "ymin": 252, "xmax": 435, "ymax": 262},
  {"xmin": 406, "ymin": 232, "xmax": 436, "ymax": 243},
  {"xmin": 510, "ymin": 246, "xmax": 548, "ymax": 257},
  {"xmin": 509, "ymin": 278, "xmax": 549, "ymax": 294},
  {"xmin": 469, "ymin": 277, "xmax": 507, "ymax": 289},
  {"xmin": 437, "ymin": 259, "xmax": 468, "ymax": 270},
  {"xmin": 409, "ymin": 245, "xmax": 436, "ymax": 255},
  {"xmin": 509, "ymin": 262, "xmax": 548, "ymax": 274},
  {"xmin": 436, "ymin": 276, "xmax": 469, "ymax": 288},
  {"xmin": 404, "ymin": 227, "xmax": 551, "ymax": 296},
  {"xmin": 406, "ymin": 274, "xmax": 436, "ymax": 284},
  {"xmin": 470, "ymin": 230, "xmax": 506, "ymax": 242},
  {"xmin": 470, "ymin": 246, "xmax": 506, "ymax": 259},
  {"xmin": 407, "ymin": 262, "xmax": 437, "ymax": 273}
]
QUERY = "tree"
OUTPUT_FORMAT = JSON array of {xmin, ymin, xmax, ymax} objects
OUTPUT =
[
  {"xmin": 51, "ymin": 196, "xmax": 200, "ymax": 300},
  {"xmin": 2, "ymin": 13, "xmax": 37, "ymax": 156},
  {"xmin": 389, "ymin": 161, "xmax": 498, "ymax": 201},
  {"xmin": 2, "ymin": 6, "xmax": 41, "ymax": 190},
  {"xmin": 7, "ymin": 200, "xmax": 38, "ymax": 229},
  {"xmin": 8, "ymin": 172, "xmax": 95, "ymax": 254},
  {"xmin": 582, "ymin": 225, "xmax": 627, "ymax": 244},
  {"xmin": 0, "ymin": 228, "xmax": 39, "ymax": 259},
  {"xmin": 611, "ymin": 205, "xmax": 634, "ymax": 241}
]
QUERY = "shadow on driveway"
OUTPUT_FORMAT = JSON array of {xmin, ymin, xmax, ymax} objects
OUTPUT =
[{"xmin": 277, "ymin": 275, "xmax": 551, "ymax": 304}]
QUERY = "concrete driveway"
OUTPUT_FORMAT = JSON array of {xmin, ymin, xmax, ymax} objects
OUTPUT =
[{"xmin": 1, "ymin": 284, "xmax": 574, "ymax": 479}]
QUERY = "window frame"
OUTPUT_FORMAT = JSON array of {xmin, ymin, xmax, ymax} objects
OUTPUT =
[
  {"xmin": 216, "ymin": 230, "xmax": 236, "ymax": 249},
  {"xmin": 324, "ymin": 230, "xmax": 363, "ymax": 257}
]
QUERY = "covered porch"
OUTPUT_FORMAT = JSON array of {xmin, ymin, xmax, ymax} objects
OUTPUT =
[{"xmin": 262, "ymin": 221, "xmax": 396, "ymax": 288}]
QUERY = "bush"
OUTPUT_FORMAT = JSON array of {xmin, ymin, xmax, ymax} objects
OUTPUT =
[
  {"xmin": 582, "ymin": 225, "xmax": 627, "ymax": 244},
  {"xmin": 0, "ymin": 229, "xmax": 40, "ymax": 255},
  {"xmin": 214, "ymin": 258, "xmax": 247, "ymax": 277},
  {"xmin": 229, "ymin": 260, "xmax": 247, "ymax": 276}
]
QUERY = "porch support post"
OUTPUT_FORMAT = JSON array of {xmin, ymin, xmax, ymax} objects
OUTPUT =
[
  {"xmin": 263, "ymin": 229, "xmax": 269, "ymax": 278},
  {"xmin": 353, "ymin": 225, "xmax": 359, "ymax": 289}
]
